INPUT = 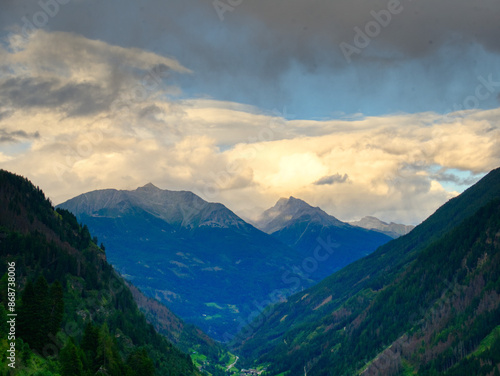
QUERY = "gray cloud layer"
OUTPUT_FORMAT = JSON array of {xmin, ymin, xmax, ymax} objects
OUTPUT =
[
  {"xmin": 0, "ymin": 128, "xmax": 39, "ymax": 143},
  {"xmin": 3, "ymin": 0, "xmax": 499, "ymax": 63},
  {"xmin": 2, "ymin": 0, "xmax": 499, "ymax": 117},
  {"xmin": 240, "ymin": 0, "xmax": 500, "ymax": 58},
  {"xmin": 0, "ymin": 77, "xmax": 111, "ymax": 116}
]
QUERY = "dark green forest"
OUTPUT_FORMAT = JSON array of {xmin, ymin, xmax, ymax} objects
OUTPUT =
[{"xmin": 0, "ymin": 170, "xmax": 200, "ymax": 375}]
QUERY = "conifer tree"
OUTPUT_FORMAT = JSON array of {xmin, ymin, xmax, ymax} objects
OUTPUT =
[
  {"xmin": 60, "ymin": 339, "xmax": 83, "ymax": 376},
  {"xmin": 96, "ymin": 323, "xmax": 123, "ymax": 376},
  {"xmin": 126, "ymin": 348, "xmax": 155, "ymax": 376},
  {"xmin": 0, "ymin": 304, "xmax": 8, "ymax": 337},
  {"xmin": 48, "ymin": 280, "xmax": 64, "ymax": 335},
  {"xmin": 81, "ymin": 323, "xmax": 99, "ymax": 372},
  {"xmin": 18, "ymin": 280, "xmax": 37, "ymax": 348},
  {"xmin": 33, "ymin": 276, "xmax": 50, "ymax": 350},
  {"xmin": 0, "ymin": 274, "xmax": 8, "ymax": 307}
]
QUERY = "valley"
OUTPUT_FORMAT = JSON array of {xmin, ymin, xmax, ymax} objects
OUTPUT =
[
  {"xmin": 56, "ymin": 184, "xmax": 394, "ymax": 341},
  {"xmin": 1, "ymin": 1, "xmax": 499, "ymax": 374},
  {"xmin": 1, "ymin": 167, "xmax": 499, "ymax": 375}
]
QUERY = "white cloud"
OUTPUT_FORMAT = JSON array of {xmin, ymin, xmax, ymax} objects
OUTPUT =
[{"xmin": 0, "ymin": 31, "xmax": 499, "ymax": 225}]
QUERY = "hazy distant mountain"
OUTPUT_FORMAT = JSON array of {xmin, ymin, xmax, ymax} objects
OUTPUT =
[
  {"xmin": 57, "ymin": 184, "xmax": 306, "ymax": 340},
  {"xmin": 350, "ymin": 215, "xmax": 415, "ymax": 238},
  {"xmin": 253, "ymin": 196, "xmax": 392, "ymax": 280},
  {"xmin": 237, "ymin": 167, "xmax": 500, "ymax": 376}
]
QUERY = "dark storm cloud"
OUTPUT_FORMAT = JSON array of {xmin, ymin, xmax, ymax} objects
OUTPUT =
[
  {"xmin": 238, "ymin": 0, "xmax": 500, "ymax": 61},
  {"xmin": 314, "ymin": 173, "xmax": 349, "ymax": 185},
  {"xmin": 138, "ymin": 104, "xmax": 163, "ymax": 119},
  {"xmin": 0, "ymin": 77, "xmax": 113, "ymax": 116},
  {"xmin": 1, "ymin": 0, "xmax": 499, "ymax": 117},
  {"xmin": 2, "ymin": 0, "xmax": 499, "ymax": 70},
  {"xmin": 0, "ymin": 128, "xmax": 39, "ymax": 143}
]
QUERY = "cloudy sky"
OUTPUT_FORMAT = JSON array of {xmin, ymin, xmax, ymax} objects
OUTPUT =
[{"xmin": 0, "ymin": 0, "xmax": 499, "ymax": 225}]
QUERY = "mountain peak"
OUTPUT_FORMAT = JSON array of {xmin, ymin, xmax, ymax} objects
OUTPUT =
[
  {"xmin": 350, "ymin": 216, "xmax": 415, "ymax": 238},
  {"xmin": 139, "ymin": 182, "xmax": 160, "ymax": 190},
  {"xmin": 255, "ymin": 196, "xmax": 344, "ymax": 234},
  {"xmin": 276, "ymin": 196, "xmax": 310, "ymax": 209},
  {"xmin": 58, "ymin": 184, "xmax": 250, "ymax": 231},
  {"xmin": 287, "ymin": 196, "xmax": 306, "ymax": 204},
  {"xmin": 278, "ymin": 196, "xmax": 327, "ymax": 216}
]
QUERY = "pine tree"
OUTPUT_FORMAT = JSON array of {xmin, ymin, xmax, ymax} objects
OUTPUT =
[
  {"xmin": 33, "ymin": 276, "xmax": 50, "ymax": 351},
  {"xmin": 60, "ymin": 339, "xmax": 83, "ymax": 376},
  {"xmin": 96, "ymin": 323, "xmax": 123, "ymax": 376},
  {"xmin": 17, "ymin": 280, "xmax": 37, "ymax": 349},
  {"xmin": 0, "ymin": 274, "xmax": 8, "ymax": 307},
  {"xmin": 81, "ymin": 323, "xmax": 99, "ymax": 372},
  {"xmin": 0, "ymin": 304, "xmax": 8, "ymax": 337},
  {"xmin": 18, "ymin": 277, "xmax": 63, "ymax": 352},
  {"xmin": 48, "ymin": 280, "xmax": 64, "ymax": 335},
  {"xmin": 126, "ymin": 348, "xmax": 155, "ymax": 376}
]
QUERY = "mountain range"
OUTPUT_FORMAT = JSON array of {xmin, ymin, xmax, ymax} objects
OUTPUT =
[
  {"xmin": 57, "ymin": 185, "xmax": 394, "ymax": 340},
  {"xmin": 235, "ymin": 167, "xmax": 500, "ymax": 375},
  {"xmin": 349, "ymin": 215, "xmax": 415, "ymax": 238},
  {"xmin": 253, "ymin": 196, "xmax": 395, "ymax": 280}
]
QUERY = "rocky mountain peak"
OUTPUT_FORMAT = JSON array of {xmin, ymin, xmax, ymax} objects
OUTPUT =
[
  {"xmin": 255, "ymin": 196, "xmax": 345, "ymax": 234},
  {"xmin": 138, "ymin": 182, "xmax": 160, "ymax": 191}
]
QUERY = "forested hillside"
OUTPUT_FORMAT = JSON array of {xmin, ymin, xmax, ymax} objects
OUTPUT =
[
  {"xmin": 0, "ymin": 170, "xmax": 200, "ymax": 375},
  {"xmin": 125, "ymin": 281, "xmax": 235, "ymax": 375},
  {"xmin": 237, "ymin": 168, "xmax": 500, "ymax": 375}
]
